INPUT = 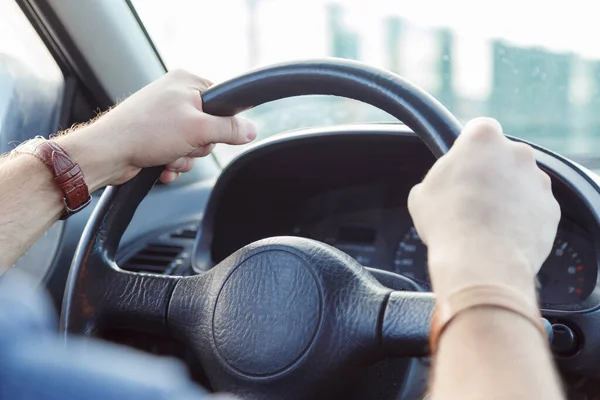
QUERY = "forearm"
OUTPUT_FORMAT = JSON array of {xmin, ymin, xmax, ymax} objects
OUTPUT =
[
  {"xmin": 0, "ymin": 127, "xmax": 120, "ymax": 270},
  {"xmin": 430, "ymin": 307, "xmax": 564, "ymax": 400},
  {"xmin": 0, "ymin": 154, "xmax": 64, "ymax": 269}
]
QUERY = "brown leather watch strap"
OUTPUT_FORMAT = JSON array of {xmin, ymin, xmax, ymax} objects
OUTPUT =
[
  {"xmin": 14, "ymin": 137, "xmax": 91, "ymax": 220},
  {"xmin": 430, "ymin": 284, "xmax": 546, "ymax": 354}
]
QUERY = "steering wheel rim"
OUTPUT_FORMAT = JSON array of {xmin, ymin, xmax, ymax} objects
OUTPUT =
[{"xmin": 61, "ymin": 58, "xmax": 462, "ymax": 398}]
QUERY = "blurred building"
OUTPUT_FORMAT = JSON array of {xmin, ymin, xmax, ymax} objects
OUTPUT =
[{"xmin": 324, "ymin": 2, "xmax": 600, "ymax": 161}]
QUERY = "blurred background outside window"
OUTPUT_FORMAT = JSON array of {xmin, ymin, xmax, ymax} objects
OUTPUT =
[{"xmin": 125, "ymin": 1, "xmax": 600, "ymax": 169}]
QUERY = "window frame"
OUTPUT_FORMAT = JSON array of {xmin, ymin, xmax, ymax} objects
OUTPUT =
[{"xmin": 13, "ymin": 0, "xmax": 112, "ymax": 131}]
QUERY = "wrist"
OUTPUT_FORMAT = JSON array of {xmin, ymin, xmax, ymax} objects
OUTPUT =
[
  {"xmin": 53, "ymin": 125, "xmax": 127, "ymax": 191},
  {"xmin": 428, "ymin": 240, "xmax": 538, "ymax": 304},
  {"xmin": 437, "ymin": 306, "xmax": 548, "ymax": 355}
]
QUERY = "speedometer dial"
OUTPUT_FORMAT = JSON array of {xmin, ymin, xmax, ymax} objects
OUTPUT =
[
  {"xmin": 393, "ymin": 222, "xmax": 597, "ymax": 304},
  {"xmin": 538, "ymin": 231, "xmax": 596, "ymax": 304}
]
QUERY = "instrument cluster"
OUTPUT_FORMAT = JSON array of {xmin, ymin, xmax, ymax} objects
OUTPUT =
[{"xmin": 294, "ymin": 193, "xmax": 597, "ymax": 305}]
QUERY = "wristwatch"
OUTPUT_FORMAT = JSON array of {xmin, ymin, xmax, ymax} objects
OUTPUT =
[{"xmin": 13, "ymin": 136, "xmax": 91, "ymax": 220}]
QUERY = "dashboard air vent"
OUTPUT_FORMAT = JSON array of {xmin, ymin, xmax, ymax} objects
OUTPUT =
[
  {"xmin": 170, "ymin": 228, "xmax": 197, "ymax": 240},
  {"xmin": 121, "ymin": 243, "xmax": 184, "ymax": 274}
]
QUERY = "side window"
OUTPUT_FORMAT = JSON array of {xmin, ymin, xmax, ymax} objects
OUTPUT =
[{"xmin": 0, "ymin": 0, "xmax": 64, "ymax": 153}]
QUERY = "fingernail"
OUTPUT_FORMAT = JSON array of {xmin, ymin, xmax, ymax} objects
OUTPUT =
[
  {"xmin": 239, "ymin": 116, "xmax": 258, "ymax": 142},
  {"xmin": 161, "ymin": 170, "xmax": 177, "ymax": 183},
  {"xmin": 166, "ymin": 171, "xmax": 181, "ymax": 182}
]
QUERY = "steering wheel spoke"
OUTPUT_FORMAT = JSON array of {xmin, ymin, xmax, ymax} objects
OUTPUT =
[
  {"xmin": 61, "ymin": 254, "xmax": 179, "ymax": 336},
  {"xmin": 380, "ymin": 291, "xmax": 435, "ymax": 357}
]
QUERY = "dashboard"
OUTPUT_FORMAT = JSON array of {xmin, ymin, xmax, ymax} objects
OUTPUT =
[{"xmin": 199, "ymin": 127, "xmax": 600, "ymax": 310}]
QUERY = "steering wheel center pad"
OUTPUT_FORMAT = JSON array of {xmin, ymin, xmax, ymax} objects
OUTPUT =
[
  {"xmin": 212, "ymin": 249, "xmax": 321, "ymax": 376},
  {"xmin": 168, "ymin": 236, "xmax": 431, "ymax": 396}
]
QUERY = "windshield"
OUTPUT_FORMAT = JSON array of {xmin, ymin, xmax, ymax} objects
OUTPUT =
[{"xmin": 132, "ymin": 0, "xmax": 600, "ymax": 168}]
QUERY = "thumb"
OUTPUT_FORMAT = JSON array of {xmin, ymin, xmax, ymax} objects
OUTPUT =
[{"xmin": 199, "ymin": 114, "xmax": 257, "ymax": 145}]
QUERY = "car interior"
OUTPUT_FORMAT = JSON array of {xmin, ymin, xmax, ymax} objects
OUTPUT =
[{"xmin": 4, "ymin": 0, "xmax": 600, "ymax": 399}]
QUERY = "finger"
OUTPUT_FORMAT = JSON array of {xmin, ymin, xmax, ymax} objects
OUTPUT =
[
  {"xmin": 540, "ymin": 169, "xmax": 553, "ymax": 191},
  {"xmin": 168, "ymin": 69, "xmax": 213, "ymax": 89},
  {"xmin": 189, "ymin": 74, "xmax": 212, "ymax": 90},
  {"xmin": 198, "ymin": 114, "xmax": 257, "ymax": 145},
  {"xmin": 165, "ymin": 156, "xmax": 195, "ymax": 173},
  {"xmin": 160, "ymin": 170, "xmax": 181, "ymax": 184},
  {"xmin": 187, "ymin": 143, "xmax": 215, "ymax": 158},
  {"xmin": 407, "ymin": 183, "xmax": 422, "ymax": 220},
  {"xmin": 511, "ymin": 142, "xmax": 536, "ymax": 167},
  {"xmin": 195, "ymin": 76, "xmax": 213, "ymax": 90},
  {"xmin": 456, "ymin": 117, "xmax": 505, "ymax": 147},
  {"xmin": 407, "ymin": 183, "xmax": 428, "ymax": 244}
]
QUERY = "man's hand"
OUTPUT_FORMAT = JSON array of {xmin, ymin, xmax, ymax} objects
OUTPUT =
[
  {"xmin": 0, "ymin": 70, "xmax": 256, "ymax": 269},
  {"xmin": 408, "ymin": 117, "xmax": 561, "ymax": 300},
  {"xmin": 411, "ymin": 118, "xmax": 565, "ymax": 400},
  {"xmin": 56, "ymin": 69, "xmax": 256, "ymax": 188}
]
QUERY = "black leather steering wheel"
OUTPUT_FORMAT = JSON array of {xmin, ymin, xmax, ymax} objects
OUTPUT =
[{"xmin": 62, "ymin": 59, "xmax": 462, "ymax": 399}]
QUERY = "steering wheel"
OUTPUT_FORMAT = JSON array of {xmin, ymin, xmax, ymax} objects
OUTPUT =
[{"xmin": 62, "ymin": 59, "xmax": 462, "ymax": 399}]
